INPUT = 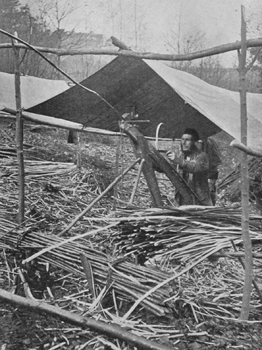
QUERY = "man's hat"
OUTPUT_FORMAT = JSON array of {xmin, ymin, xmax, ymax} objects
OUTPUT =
[{"xmin": 182, "ymin": 128, "xmax": 199, "ymax": 142}]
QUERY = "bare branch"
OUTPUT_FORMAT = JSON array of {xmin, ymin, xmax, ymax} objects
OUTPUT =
[
  {"xmin": 1, "ymin": 32, "xmax": 262, "ymax": 61},
  {"xmin": 0, "ymin": 288, "xmax": 173, "ymax": 350},
  {"xmin": 246, "ymin": 47, "xmax": 262, "ymax": 71}
]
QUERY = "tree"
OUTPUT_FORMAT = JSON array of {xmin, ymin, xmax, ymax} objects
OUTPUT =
[
  {"xmin": 249, "ymin": 48, "xmax": 262, "ymax": 92},
  {"xmin": 22, "ymin": 0, "xmax": 108, "ymax": 80},
  {"xmin": 163, "ymin": 0, "xmax": 207, "ymax": 72},
  {"xmin": 0, "ymin": 0, "xmax": 34, "ymax": 72},
  {"xmin": 187, "ymin": 56, "xmax": 227, "ymax": 86},
  {"xmin": 164, "ymin": 23, "xmax": 228, "ymax": 87},
  {"xmin": 244, "ymin": 3, "xmax": 262, "ymax": 92},
  {"xmin": 97, "ymin": 0, "xmax": 149, "ymax": 50},
  {"xmin": 24, "ymin": 0, "xmax": 81, "ymax": 78},
  {"xmin": 0, "ymin": 0, "xmax": 61, "ymax": 77}
]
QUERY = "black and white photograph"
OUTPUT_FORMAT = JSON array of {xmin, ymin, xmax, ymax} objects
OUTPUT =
[{"xmin": 1, "ymin": 0, "xmax": 262, "ymax": 349}]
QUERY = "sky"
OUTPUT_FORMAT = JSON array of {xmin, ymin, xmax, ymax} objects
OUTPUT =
[{"xmin": 22, "ymin": 0, "xmax": 262, "ymax": 67}]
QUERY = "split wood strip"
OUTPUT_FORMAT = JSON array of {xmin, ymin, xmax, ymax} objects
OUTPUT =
[
  {"xmin": 122, "ymin": 247, "xmax": 221, "ymax": 321},
  {"xmin": 22, "ymin": 223, "xmax": 119, "ymax": 264}
]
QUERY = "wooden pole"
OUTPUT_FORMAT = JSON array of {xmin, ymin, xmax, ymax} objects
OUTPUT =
[
  {"xmin": 12, "ymin": 33, "xmax": 25, "ymax": 224},
  {"xmin": 231, "ymin": 241, "xmax": 262, "ymax": 304},
  {"xmin": 230, "ymin": 139, "xmax": 262, "ymax": 157},
  {"xmin": 76, "ymin": 142, "xmax": 81, "ymax": 168},
  {"xmin": 76, "ymin": 133, "xmax": 81, "ymax": 168},
  {"xmin": 113, "ymin": 134, "xmax": 122, "ymax": 210},
  {"xmin": 239, "ymin": 6, "xmax": 253, "ymax": 321},
  {"xmin": 121, "ymin": 121, "xmax": 198, "ymax": 205},
  {"xmin": 0, "ymin": 288, "xmax": 173, "ymax": 350},
  {"xmin": 2, "ymin": 29, "xmax": 262, "ymax": 62},
  {"xmin": 129, "ymin": 159, "xmax": 145, "ymax": 204},
  {"xmin": 137, "ymin": 135, "xmax": 163, "ymax": 207}
]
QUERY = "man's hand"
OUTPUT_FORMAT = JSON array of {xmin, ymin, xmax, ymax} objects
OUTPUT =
[
  {"xmin": 166, "ymin": 150, "xmax": 175, "ymax": 161},
  {"xmin": 166, "ymin": 150, "xmax": 182, "ymax": 166}
]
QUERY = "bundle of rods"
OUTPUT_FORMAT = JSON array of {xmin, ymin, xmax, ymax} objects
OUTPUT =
[
  {"xmin": 112, "ymin": 206, "xmax": 262, "ymax": 263},
  {"xmin": 0, "ymin": 222, "xmax": 173, "ymax": 317},
  {"xmin": 1, "ymin": 159, "xmax": 76, "ymax": 178}
]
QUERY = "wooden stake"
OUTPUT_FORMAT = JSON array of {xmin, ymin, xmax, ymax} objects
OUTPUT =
[
  {"xmin": 137, "ymin": 135, "xmax": 163, "ymax": 207},
  {"xmin": 231, "ymin": 241, "xmax": 262, "ymax": 304},
  {"xmin": 113, "ymin": 134, "xmax": 122, "ymax": 210},
  {"xmin": 129, "ymin": 159, "xmax": 145, "ymax": 204},
  {"xmin": 239, "ymin": 6, "xmax": 253, "ymax": 321},
  {"xmin": 75, "ymin": 132, "xmax": 81, "ymax": 168},
  {"xmin": 12, "ymin": 33, "xmax": 25, "ymax": 224},
  {"xmin": 80, "ymin": 253, "xmax": 96, "ymax": 299}
]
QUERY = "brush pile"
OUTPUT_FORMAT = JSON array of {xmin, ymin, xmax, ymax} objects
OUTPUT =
[
  {"xmin": 218, "ymin": 156, "xmax": 262, "ymax": 207},
  {"xmin": 1, "ymin": 125, "xmax": 262, "ymax": 349}
]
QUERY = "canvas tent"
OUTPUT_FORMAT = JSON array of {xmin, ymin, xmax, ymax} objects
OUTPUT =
[
  {"xmin": 27, "ymin": 56, "xmax": 221, "ymax": 140},
  {"xmin": 0, "ymin": 71, "xmax": 70, "ymax": 111},
  {"xmin": 0, "ymin": 56, "xmax": 261, "ymax": 153},
  {"xmin": 27, "ymin": 56, "xmax": 262, "ymax": 154},
  {"xmin": 0, "ymin": 70, "xmax": 123, "ymax": 136}
]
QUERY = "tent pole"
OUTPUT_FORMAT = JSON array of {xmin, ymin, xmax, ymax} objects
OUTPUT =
[
  {"xmin": 12, "ymin": 33, "xmax": 25, "ymax": 224},
  {"xmin": 239, "ymin": 6, "xmax": 252, "ymax": 321}
]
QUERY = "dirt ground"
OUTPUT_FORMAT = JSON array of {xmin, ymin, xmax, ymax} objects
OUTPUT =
[
  {"xmin": 1, "ymin": 298, "xmax": 262, "ymax": 350},
  {"xmin": 0, "ymin": 303, "xmax": 62, "ymax": 350}
]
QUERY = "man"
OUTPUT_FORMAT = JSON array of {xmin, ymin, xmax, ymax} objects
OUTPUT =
[{"xmin": 166, "ymin": 128, "xmax": 213, "ymax": 206}]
